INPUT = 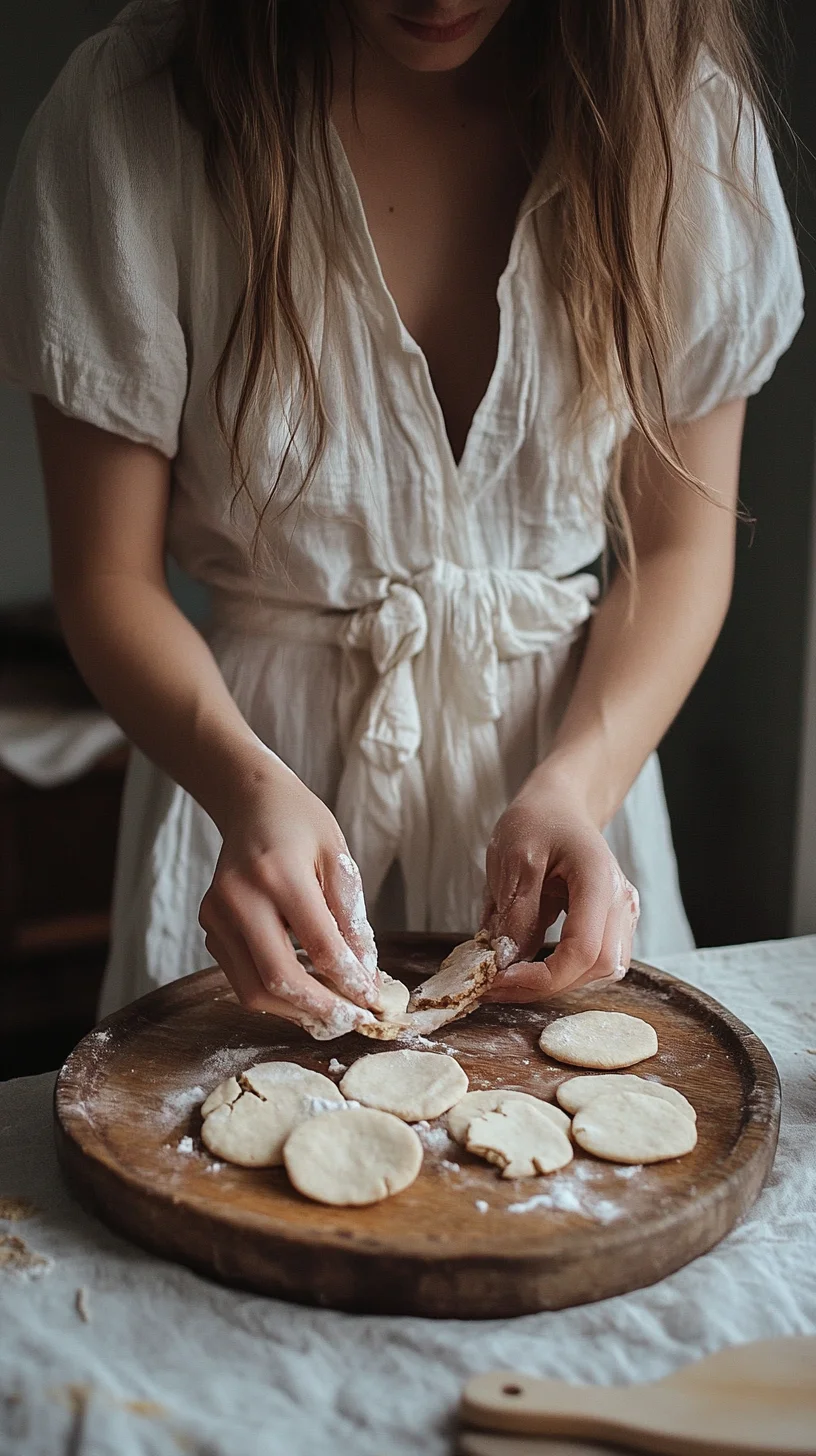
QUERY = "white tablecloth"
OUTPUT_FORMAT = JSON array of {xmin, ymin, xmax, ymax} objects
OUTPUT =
[
  {"xmin": 0, "ymin": 704, "xmax": 125, "ymax": 787},
  {"xmin": 1, "ymin": 937, "xmax": 815, "ymax": 1456}
]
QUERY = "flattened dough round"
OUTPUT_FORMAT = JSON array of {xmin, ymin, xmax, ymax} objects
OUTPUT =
[
  {"xmin": 466, "ymin": 1102, "xmax": 574, "ymax": 1179},
  {"xmin": 284, "ymin": 1107, "xmax": 423, "ymax": 1205},
  {"xmin": 201, "ymin": 1082, "xmax": 342, "ymax": 1167},
  {"xmin": 241, "ymin": 1061, "xmax": 340, "ymax": 1100},
  {"xmin": 201, "ymin": 1061, "xmax": 338, "ymax": 1119},
  {"xmin": 200, "ymin": 1062, "xmax": 346, "ymax": 1167},
  {"xmin": 556, "ymin": 1073, "xmax": 695, "ymax": 1121},
  {"xmin": 200, "ymin": 1075, "xmax": 242, "ymax": 1118},
  {"xmin": 340, "ymin": 1049, "xmax": 468, "ymax": 1122},
  {"xmin": 447, "ymin": 1089, "xmax": 570, "ymax": 1146},
  {"xmin": 572, "ymin": 1089, "xmax": 698, "ymax": 1164},
  {"xmin": 539, "ymin": 1011, "xmax": 658, "ymax": 1069}
]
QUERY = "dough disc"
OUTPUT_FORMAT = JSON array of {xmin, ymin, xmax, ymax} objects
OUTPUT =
[
  {"xmin": 201, "ymin": 1061, "xmax": 339, "ymax": 1118},
  {"xmin": 556, "ymin": 1073, "xmax": 695, "ymax": 1121},
  {"xmin": 201, "ymin": 1082, "xmax": 345, "ymax": 1167},
  {"xmin": 447, "ymin": 1089, "xmax": 570, "ymax": 1146},
  {"xmin": 200, "ymin": 1061, "xmax": 346, "ymax": 1166},
  {"xmin": 572, "ymin": 1089, "xmax": 698, "ymax": 1164},
  {"xmin": 284, "ymin": 1107, "xmax": 423, "ymax": 1206},
  {"xmin": 200, "ymin": 1076, "xmax": 242, "ymax": 1117},
  {"xmin": 466, "ymin": 1102, "xmax": 574, "ymax": 1179},
  {"xmin": 539, "ymin": 1011, "xmax": 658, "ymax": 1069},
  {"xmin": 340, "ymin": 1049, "xmax": 468, "ymax": 1122}
]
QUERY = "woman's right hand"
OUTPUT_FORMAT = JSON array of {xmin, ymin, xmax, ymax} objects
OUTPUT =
[{"xmin": 199, "ymin": 757, "xmax": 383, "ymax": 1039}]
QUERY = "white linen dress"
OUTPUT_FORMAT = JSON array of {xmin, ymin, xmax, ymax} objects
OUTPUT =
[{"xmin": 0, "ymin": 2, "xmax": 804, "ymax": 1015}]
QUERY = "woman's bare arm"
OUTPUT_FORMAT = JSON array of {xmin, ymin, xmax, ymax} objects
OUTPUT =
[
  {"xmin": 34, "ymin": 398, "xmax": 381, "ymax": 1030},
  {"xmin": 484, "ymin": 397, "xmax": 745, "ymax": 995}
]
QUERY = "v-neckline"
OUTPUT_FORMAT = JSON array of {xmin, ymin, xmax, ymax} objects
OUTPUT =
[{"xmin": 328, "ymin": 119, "xmax": 558, "ymax": 482}]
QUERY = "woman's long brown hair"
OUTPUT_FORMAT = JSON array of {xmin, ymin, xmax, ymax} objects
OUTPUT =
[{"xmin": 172, "ymin": 0, "xmax": 772, "ymax": 566}]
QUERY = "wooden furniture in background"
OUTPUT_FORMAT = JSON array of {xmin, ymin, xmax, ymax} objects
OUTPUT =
[
  {"xmin": 55, "ymin": 935, "xmax": 780, "ymax": 1319},
  {"xmin": 0, "ymin": 747, "xmax": 127, "ymax": 1078},
  {"xmin": 0, "ymin": 602, "xmax": 127, "ymax": 1079}
]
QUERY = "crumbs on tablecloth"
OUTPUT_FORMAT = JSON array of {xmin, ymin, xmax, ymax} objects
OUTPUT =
[
  {"xmin": 0, "ymin": 1232, "xmax": 53, "ymax": 1278},
  {"xmin": 0, "ymin": 1196, "xmax": 38, "ymax": 1222},
  {"xmin": 328, "ymin": 1058, "xmax": 347, "ymax": 1075},
  {"xmin": 76, "ymin": 1287, "xmax": 91, "ymax": 1323}
]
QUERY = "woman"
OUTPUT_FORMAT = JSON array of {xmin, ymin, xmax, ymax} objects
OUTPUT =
[{"xmin": 0, "ymin": 1, "xmax": 802, "ymax": 1035}]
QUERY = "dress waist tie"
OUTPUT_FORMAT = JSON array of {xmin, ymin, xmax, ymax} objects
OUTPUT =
[{"xmin": 211, "ymin": 561, "xmax": 598, "ymax": 929}]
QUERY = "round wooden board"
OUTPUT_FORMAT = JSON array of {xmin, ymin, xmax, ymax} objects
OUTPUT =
[{"xmin": 54, "ymin": 935, "xmax": 780, "ymax": 1319}]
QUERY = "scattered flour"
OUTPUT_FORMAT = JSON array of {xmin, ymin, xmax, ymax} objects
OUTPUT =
[
  {"xmin": 413, "ymin": 1122, "xmax": 455, "ymax": 1156},
  {"xmin": 306, "ymin": 1097, "xmax": 347, "ymax": 1116},
  {"xmin": 507, "ymin": 1175, "xmax": 624, "ymax": 1224},
  {"xmin": 336, "ymin": 852, "xmax": 378, "ymax": 974},
  {"xmin": 328, "ymin": 1059, "xmax": 347, "ymax": 1076},
  {"xmin": 474, "ymin": 1200, "xmax": 489, "ymax": 1214},
  {"xmin": 491, "ymin": 935, "xmax": 519, "ymax": 971},
  {"xmin": 440, "ymin": 1160, "xmax": 461, "ymax": 1173},
  {"xmin": 159, "ymin": 1086, "xmax": 205, "ymax": 1126},
  {"xmin": 176, "ymin": 1136, "xmax": 197, "ymax": 1155},
  {"xmin": 398, "ymin": 1033, "xmax": 437, "ymax": 1051}
]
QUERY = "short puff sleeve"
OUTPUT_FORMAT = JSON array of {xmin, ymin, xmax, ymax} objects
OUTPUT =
[
  {"xmin": 662, "ymin": 68, "xmax": 803, "ymax": 423},
  {"xmin": 0, "ymin": 25, "xmax": 188, "ymax": 457}
]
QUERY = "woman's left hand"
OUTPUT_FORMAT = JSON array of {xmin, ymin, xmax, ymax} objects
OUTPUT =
[{"xmin": 480, "ymin": 777, "xmax": 640, "ymax": 1001}]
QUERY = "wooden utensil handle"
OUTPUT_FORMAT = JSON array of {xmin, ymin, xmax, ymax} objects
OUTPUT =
[{"xmin": 460, "ymin": 1371, "xmax": 816, "ymax": 1456}]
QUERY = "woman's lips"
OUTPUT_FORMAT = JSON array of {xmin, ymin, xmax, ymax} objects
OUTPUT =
[{"xmin": 394, "ymin": 10, "xmax": 481, "ymax": 44}]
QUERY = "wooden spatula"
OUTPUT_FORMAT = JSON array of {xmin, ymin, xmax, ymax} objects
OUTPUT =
[
  {"xmin": 459, "ymin": 1337, "xmax": 816, "ymax": 1456},
  {"xmin": 459, "ymin": 1437, "xmax": 628, "ymax": 1455}
]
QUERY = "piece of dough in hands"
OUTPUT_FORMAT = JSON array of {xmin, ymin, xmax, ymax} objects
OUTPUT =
[
  {"xmin": 376, "ymin": 973, "xmax": 410, "ymax": 1020},
  {"xmin": 466, "ymin": 1102, "xmax": 574, "ymax": 1179},
  {"xmin": 572, "ymin": 1089, "xmax": 698, "ymax": 1164},
  {"xmin": 447, "ymin": 1089, "xmax": 570, "ymax": 1146},
  {"xmin": 557, "ymin": 1073, "xmax": 695, "ymax": 1121},
  {"xmin": 340, "ymin": 1048, "xmax": 468, "ymax": 1122},
  {"xmin": 540, "ymin": 1011, "xmax": 658, "ymax": 1069},
  {"xmin": 358, "ymin": 937, "xmax": 499, "ymax": 1040},
  {"xmin": 284, "ymin": 1106, "xmax": 423, "ymax": 1206}
]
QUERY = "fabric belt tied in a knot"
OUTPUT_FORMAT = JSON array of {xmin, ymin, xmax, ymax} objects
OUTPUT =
[{"xmin": 334, "ymin": 562, "xmax": 598, "ymax": 930}]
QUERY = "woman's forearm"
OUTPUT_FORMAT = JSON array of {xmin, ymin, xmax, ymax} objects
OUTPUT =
[
  {"xmin": 58, "ymin": 569, "xmax": 284, "ymax": 830},
  {"xmin": 526, "ymin": 399, "xmax": 746, "ymax": 827},
  {"xmin": 33, "ymin": 398, "xmax": 283, "ymax": 834},
  {"xmin": 532, "ymin": 535, "xmax": 734, "ymax": 826}
]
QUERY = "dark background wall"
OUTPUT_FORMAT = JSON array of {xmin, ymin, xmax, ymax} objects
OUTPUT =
[
  {"xmin": 1, "ymin": 1, "xmax": 123, "ymax": 605},
  {"xmin": 1, "ymin": 0, "xmax": 814, "ymax": 948}
]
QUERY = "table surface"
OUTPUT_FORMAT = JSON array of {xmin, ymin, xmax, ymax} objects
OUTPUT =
[{"xmin": 1, "ymin": 937, "xmax": 815, "ymax": 1456}]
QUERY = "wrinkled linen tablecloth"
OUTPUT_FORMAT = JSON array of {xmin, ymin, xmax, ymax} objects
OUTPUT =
[{"xmin": 1, "ymin": 936, "xmax": 814, "ymax": 1456}]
